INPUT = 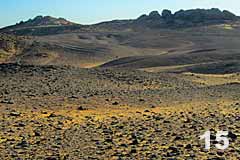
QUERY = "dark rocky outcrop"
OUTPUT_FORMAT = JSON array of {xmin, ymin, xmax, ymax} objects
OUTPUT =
[
  {"xmin": 162, "ymin": 9, "xmax": 173, "ymax": 23},
  {"xmin": 149, "ymin": 11, "xmax": 161, "ymax": 19},
  {"xmin": 0, "ymin": 8, "xmax": 238, "ymax": 36},
  {"xmin": 173, "ymin": 8, "xmax": 237, "ymax": 26},
  {"xmin": 13, "ymin": 15, "xmax": 75, "ymax": 28},
  {"xmin": 0, "ymin": 16, "xmax": 79, "ymax": 36},
  {"xmin": 135, "ymin": 8, "xmax": 238, "ymax": 28}
]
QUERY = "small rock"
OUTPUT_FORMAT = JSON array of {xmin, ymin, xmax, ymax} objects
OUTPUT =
[
  {"xmin": 10, "ymin": 111, "xmax": 21, "ymax": 117},
  {"xmin": 112, "ymin": 102, "xmax": 119, "ymax": 105},
  {"xmin": 69, "ymin": 95, "xmax": 78, "ymax": 99},
  {"xmin": 48, "ymin": 113, "xmax": 58, "ymax": 118},
  {"xmin": 174, "ymin": 136, "xmax": 183, "ymax": 141},
  {"xmin": 105, "ymin": 137, "xmax": 113, "ymax": 143},
  {"xmin": 15, "ymin": 122, "xmax": 26, "ymax": 127},
  {"xmin": 34, "ymin": 130, "xmax": 41, "ymax": 136},
  {"xmin": 228, "ymin": 131, "xmax": 237, "ymax": 141},
  {"xmin": 77, "ymin": 106, "xmax": 87, "ymax": 111},
  {"xmin": 16, "ymin": 139, "xmax": 29, "ymax": 148},
  {"xmin": 45, "ymin": 157, "xmax": 58, "ymax": 160},
  {"xmin": 130, "ymin": 147, "xmax": 137, "ymax": 153},
  {"xmin": 139, "ymin": 98, "xmax": 145, "ymax": 102},
  {"xmin": 185, "ymin": 144, "xmax": 192, "ymax": 149},
  {"xmin": 217, "ymin": 150, "xmax": 224, "ymax": 156},
  {"xmin": 1, "ymin": 99, "xmax": 14, "ymax": 104}
]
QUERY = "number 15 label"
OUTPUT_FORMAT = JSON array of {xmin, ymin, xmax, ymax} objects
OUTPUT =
[{"xmin": 200, "ymin": 131, "xmax": 229, "ymax": 150}]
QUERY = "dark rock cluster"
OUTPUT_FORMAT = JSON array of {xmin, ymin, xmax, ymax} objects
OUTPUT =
[
  {"xmin": 136, "ymin": 8, "xmax": 237, "ymax": 28},
  {"xmin": 15, "ymin": 15, "xmax": 75, "ymax": 27},
  {"xmin": 0, "ymin": 34, "xmax": 27, "ymax": 58}
]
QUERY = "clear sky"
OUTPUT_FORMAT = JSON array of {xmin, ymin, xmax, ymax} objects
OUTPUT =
[{"xmin": 0, "ymin": 0, "xmax": 239, "ymax": 28}]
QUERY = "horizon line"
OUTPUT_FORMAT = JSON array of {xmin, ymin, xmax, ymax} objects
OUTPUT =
[{"xmin": 1, "ymin": 7, "xmax": 238, "ymax": 28}]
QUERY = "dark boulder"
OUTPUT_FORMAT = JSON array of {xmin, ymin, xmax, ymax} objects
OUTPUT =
[
  {"xmin": 174, "ymin": 8, "xmax": 236, "ymax": 24},
  {"xmin": 162, "ymin": 9, "xmax": 173, "ymax": 22},
  {"xmin": 149, "ymin": 11, "xmax": 161, "ymax": 19}
]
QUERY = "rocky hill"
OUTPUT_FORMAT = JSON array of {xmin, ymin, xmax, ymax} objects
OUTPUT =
[
  {"xmin": 0, "ymin": 16, "xmax": 80, "ymax": 36},
  {"xmin": 134, "ymin": 8, "xmax": 238, "ymax": 28},
  {"xmin": 0, "ymin": 8, "xmax": 239, "ymax": 70},
  {"xmin": 5, "ymin": 15, "xmax": 75, "ymax": 28},
  {"xmin": 97, "ymin": 8, "xmax": 238, "ymax": 29},
  {"xmin": 1, "ymin": 8, "xmax": 238, "ymax": 36}
]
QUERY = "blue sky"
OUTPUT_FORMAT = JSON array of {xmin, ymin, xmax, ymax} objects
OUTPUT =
[{"xmin": 0, "ymin": 0, "xmax": 239, "ymax": 27}]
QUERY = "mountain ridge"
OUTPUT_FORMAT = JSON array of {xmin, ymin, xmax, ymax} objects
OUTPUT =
[
  {"xmin": 15, "ymin": 15, "xmax": 75, "ymax": 27},
  {"xmin": 0, "ymin": 8, "xmax": 239, "ymax": 36}
]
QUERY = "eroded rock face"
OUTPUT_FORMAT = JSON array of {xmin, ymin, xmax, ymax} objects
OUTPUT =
[
  {"xmin": 174, "ymin": 8, "xmax": 236, "ymax": 23},
  {"xmin": 162, "ymin": 9, "xmax": 173, "ymax": 19},
  {"xmin": 25, "ymin": 16, "xmax": 75, "ymax": 26},
  {"xmin": 136, "ymin": 8, "xmax": 238, "ymax": 28},
  {"xmin": 14, "ymin": 15, "xmax": 75, "ymax": 28},
  {"xmin": 149, "ymin": 11, "xmax": 161, "ymax": 19},
  {"xmin": 162, "ymin": 9, "xmax": 173, "ymax": 24}
]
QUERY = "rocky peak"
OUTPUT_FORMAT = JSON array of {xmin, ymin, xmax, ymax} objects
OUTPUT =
[
  {"xmin": 136, "ymin": 8, "xmax": 238, "ymax": 28},
  {"xmin": 7, "ymin": 15, "xmax": 76, "ymax": 30},
  {"xmin": 174, "ymin": 8, "xmax": 236, "ymax": 22},
  {"xmin": 162, "ymin": 9, "xmax": 173, "ymax": 23},
  {"xmin": 149, "ymin": 11, "xmax": 161, "ymax": 19},
  {"xmin": 25, "ymin": 15, "xmax": 75, "ymax": 26}
]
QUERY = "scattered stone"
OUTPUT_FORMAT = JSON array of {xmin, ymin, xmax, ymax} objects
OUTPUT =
[
  {"xmin": 112, "ymin": 102, "xmax": 119, "ymax": 105},
  {"xmin": 217, "ymin": 150, "xmax": 224, "ymax": 156},
  {"xmin": 130, "ymin": 147, "xmax": 137, "ymax": 153},
  {"xmin": 77, "ymin": 106, "xmax": 87, "ymax": 111},
  {"xmin": 185, "ymin": 144, "xmax": 192, "ymax": 149},
  {"xmin": 69, "ymin": 95, "xmax": 78, "ymax": 99},
  {"xmin": 228, "ymin": 131, "xmax": 237, "ymax": 141},
  {"xmin": 16, "ymin": 139, "xmax": 29, "ymax": 148},
  {"xmin": 1, "ymin": 99, "xmax": 14, "ymax": 104},
  {"xmin": 48, "ymin": 113, "xmax": 58, "ymax": 118},
  {"xmin": 144, "ymin": 110, "xmax": 150, "ymax": 113},
  {"xmin": 139, "ymin": 98, "xmax": 145, "ymax": 102},
  {"xmin": 34, "ymin": 130, "xmax": 41, "ymax": 136},
  {"xmin": 9, "ymin": 111, "xmax": 21, "ymax": 117}
]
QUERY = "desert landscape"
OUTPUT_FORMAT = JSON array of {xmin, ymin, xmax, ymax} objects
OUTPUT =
[{"xmin": 0, "ymin": 7, "xmax": 240, "ymax": 159}]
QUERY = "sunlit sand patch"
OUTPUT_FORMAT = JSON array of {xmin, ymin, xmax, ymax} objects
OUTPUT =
[
  {"xmin": 139, "ymin": 64, "xmax": 195, "ymax": 73},
  {"xmin": 80, "ymin": 62, "xmax": 105, "ymax": 68},
  {"xmin": 12, "ymin": 98, "xmax": 237, "ymax": 128},
  {"xmin": 217, "ymin": 24, "xmax": 234, "ymax": 30},
  {"xmin": 182, "ymin": 72, "xmax": 240, "ymax": 86},
  {"xmin": 223, "ymin": 24, "xmax": 234, "ymax": 30}
]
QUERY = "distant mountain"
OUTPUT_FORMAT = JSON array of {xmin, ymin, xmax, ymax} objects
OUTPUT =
[
  {"xmin": 0, "ymin": 8, "xmax": 239, "ymax": 36},
  {"xmin": 134, "ymin": 8, "xmax": 238, "ymax": 28},
  {"xmin": 0, "ymin": 16, "xmax": 82, "ymax": 36},
  {"xmin": 0, "ymin": 16, "xmax": 77, "ymax": 35},
  {"xmin": 92, "ymin": 8, "xmax": 239, "ymax": 31},
  {"xmin": 9, "ymin": 16, "xmax": 75, "ymax": 28},
  {"xmin": 0, "ymin": 8, "xmax": 240, "ymax": 70}
]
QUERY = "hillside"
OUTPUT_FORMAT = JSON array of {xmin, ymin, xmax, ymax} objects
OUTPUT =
[
  {"xmin": 0, "ymin": 34, "xmax": 28, "ymax": 63},
  {"xmin": 0, "ymin": 8, "xmax": 239, "ymax": 72},
  {"xmin": 0, "ymin": 7, "xmax": 240, "ymax": 159},
  {"xmin": 2, "ymin": 15, "xmax": 75, "ymax": 29},
  {"xmin": 95, "ymin": 8, "xmax": 238, "ymax": 29},
  {"xmin": 0, "ymin": 8, "xmax": 238, "ymax": 35},
  {"xmin": 0, "ymin": 16, "xmax": 81, "ymax": 36}
]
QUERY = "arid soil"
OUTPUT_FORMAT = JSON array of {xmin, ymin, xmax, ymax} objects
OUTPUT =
[
  {"xmin": 1, "ymin": 8, "xmax": 240, "ymax": 160},
  {"xmin": 0, "ymin": 64, "xmax": 239, "ymax": 159}
]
